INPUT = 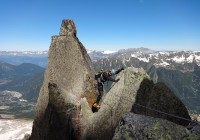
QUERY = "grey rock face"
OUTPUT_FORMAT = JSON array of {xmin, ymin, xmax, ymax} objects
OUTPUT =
[
  {"xmin": 131, "ymin": 79, "xmax": 191, "ymax": 126},
  {"xmin": 59, "ymin": 19, "xmax": 77, "ymax": 36},
  {"xmin": 22, "ymin": 134, "xmax": 30, "ymax": 140},
  {"xmin": 31, "ymin": 83, "xmax": 77, "ymax": 140},
  {"xmin": 30, "ymin": 19, "xmax": 97, "ymax": 140},
  {"xmin": 191, "ymin": 125, "xmax": 200, "ymax": 138},
  {"xmin": 113, "ymin": 113, "xmax": 192, "ymax": 140}
]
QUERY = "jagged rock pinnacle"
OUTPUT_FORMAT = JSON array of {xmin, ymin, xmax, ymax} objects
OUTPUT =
[
  {"xmin": 29, "ymin": 19, "xmax": 96, "ymax": 140},
  {"xmin": 59, "ymin": 19, "xmax": 77, "ymax": 36}
]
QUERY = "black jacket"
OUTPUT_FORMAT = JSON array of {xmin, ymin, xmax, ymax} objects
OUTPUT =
[
  {"xmin": 98, "ymin": 72, "xmax": 117, "ymax": 83},
  {"xmin": 96, "ymin": 68, "xmax": 124, "ymax": 83}
]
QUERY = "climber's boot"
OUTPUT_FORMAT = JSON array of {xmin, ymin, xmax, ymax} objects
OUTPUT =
[{"xmin": 93, "ymin": 103, "xmax": 101, "ymax": 109}]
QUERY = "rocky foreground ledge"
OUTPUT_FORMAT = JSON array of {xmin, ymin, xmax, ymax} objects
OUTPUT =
[{"xmin": 113, "ymin": 113, "xmax": 200, "ymax": 140}]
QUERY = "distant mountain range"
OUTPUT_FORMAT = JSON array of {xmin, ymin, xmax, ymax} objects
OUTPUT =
[
  {"xmin": 0, "ymin": 51, "xmax": 48, "ymax": 56},
  {"xmin": 90, "ymin": 48, "xmax": 200, "ymax": 71},
  {"xmin": 0, "ymin": 51, "xmax": 48, "ymax": 67},
  {"xmin": 1, "ymin": 48, "xmax": 200, "ymax": 70},
  {"xmin": 0, "ymin": 62, "xmax": 44, "ymax": 100},
  {"xmin": 0, "ymin": 48, "xmax": 200, "ymax": 113}
]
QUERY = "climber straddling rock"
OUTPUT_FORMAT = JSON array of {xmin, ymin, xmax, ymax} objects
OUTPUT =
[{"xmin": 92, "ymin": 67, "xmax": 124, "ymax": 112}]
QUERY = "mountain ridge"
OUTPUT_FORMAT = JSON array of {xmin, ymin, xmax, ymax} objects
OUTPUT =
[
  {"xmin": 0, "ymin": 61, "xmax": 44, "ymax": 100},
  {"xmin": 1, "ymin": 48, "xmax": 200, "ymax": 70}
]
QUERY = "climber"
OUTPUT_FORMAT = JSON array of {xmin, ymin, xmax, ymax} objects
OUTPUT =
[{"xmin": 93, "ymin": 67, "xmax": 124, "ymax": 110}]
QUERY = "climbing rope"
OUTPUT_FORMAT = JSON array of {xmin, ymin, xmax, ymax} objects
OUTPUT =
[
  {"xmin": 101, "ymin": 82, "xmax": 200, "ymax": 126},
  {"xmin": 114, "ymin": 93, "xmax": 200, "ymax": 125},
  {"xmin": 134, "ymin": 103, "xmax": 193, "ymax": 122}
]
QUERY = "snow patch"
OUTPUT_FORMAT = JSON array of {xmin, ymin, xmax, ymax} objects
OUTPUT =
[
  {"xmin": 19, "ymin": 99, "xmax": 28, "ymax": 102},
  {"xmin": 131, "ymin": 54, "xmax": 138, "ymax": 58},
  {"xmin": 87, "ymin": 50, "xmax": 93, "ymax": 54},
  {"xmin": 138, "ymin": 57, "xmax": 149, "ymax": 62},
  {"xmin": 0, "ymin": 90, "xmax": 22, "ymax": 98},
  {"xmin": 102, "ymin": 51, "xmax": 117, "ymax": 54},
  {"xmin": 131, "ymin": 54, "xmax": 149, "ymax": 62},
  {"xmin": 172, "ymin": 55, "xmax": 185, "ymax": 63},
  {"xmin": 194, "ymin": 54, "xmax": 200, "ymax": 60},
  {"xmin": 171, "ymin": 54, "xmax": 200, "ymax": 64},
  {"xmin": 0, "ymin": 51, "xmax": 48, "ymax": 56},
  {"xmin": 0, "ymin": 119, "xmax": 33, "ymax": 140},
  {"xmin": 159, "ymin": 52, "xmax": 166, "ymax": 55},
  {"xmin": 194, "ymin": 54, "xmax": 200, "ymax": 66},
  {"xmin": 156, "ymin": 61, "xmax": 170, "ymax": 66},
  {"xmin": 186, "ymin": 55, "xmax": 194, "ymax": 63}
]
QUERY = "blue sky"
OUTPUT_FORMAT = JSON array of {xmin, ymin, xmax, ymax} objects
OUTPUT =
[{"xmin": 0, "ymin": 0, "xmax": 199, "ymax": 51}]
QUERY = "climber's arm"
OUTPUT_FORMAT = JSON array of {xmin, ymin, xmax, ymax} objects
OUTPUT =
[
  {"xmin": 104, "ymin": 73, "xmax": 119, "ymax": 82},
  {"xmin": 115, "ymin": 67, "xmax": 124, "ymax": 75}
]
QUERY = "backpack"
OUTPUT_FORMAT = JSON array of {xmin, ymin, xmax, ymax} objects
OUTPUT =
[{"xmin": 95, "ymin": 69, "xmax": 107, "ymax": 80}]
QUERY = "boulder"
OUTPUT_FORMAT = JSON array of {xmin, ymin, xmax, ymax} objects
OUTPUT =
[
  {"xmin": 190, "ymin": 125, "xmax": 200, "ymax": 138},
  {"xmin": 131, "ymin": 79, "xmax": 191, "ymax": 126},
  {"xmin": 113, "ymin": 112, "xmax": 195, "ymax": 140},
  {"xmin": 22, "ymin": 134, "xmax": 30, "ymax": 140}
]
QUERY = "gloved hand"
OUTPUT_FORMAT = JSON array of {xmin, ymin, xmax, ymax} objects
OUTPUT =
[{"xmin": 115, "ymin": 67, "xmax": 124, "ymax": 75}]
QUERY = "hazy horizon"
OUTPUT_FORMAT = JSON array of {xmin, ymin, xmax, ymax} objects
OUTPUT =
[{"xmin": 1, "ymin": 47, "xmax": 200, "ymax": 52}]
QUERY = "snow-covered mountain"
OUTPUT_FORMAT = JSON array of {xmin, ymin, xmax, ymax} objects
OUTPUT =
[
  {"xmin": 89, "ymin": 48, "xmax": 200, "ymax": 72},
  {"xmin": 119, "ymin": 50, "xmax": 200, "ymax": 72},
  {"xmin": 87, "ymin": 50, "xmax": 117, "ymax": 60},
  {"xmin": 87, "ymin": 47, "xmax": 154, "ymax": 61},
  {"xmin": 129, "ymin": 51, "xmax": 200, "ymax": 67},
  {"xmin": 1, "ymin": 48, "xmax": 200, "ymax": 70},
  {"xmin": 0, "ymin": 51, "xmax": 48, "ymax": 56}
]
